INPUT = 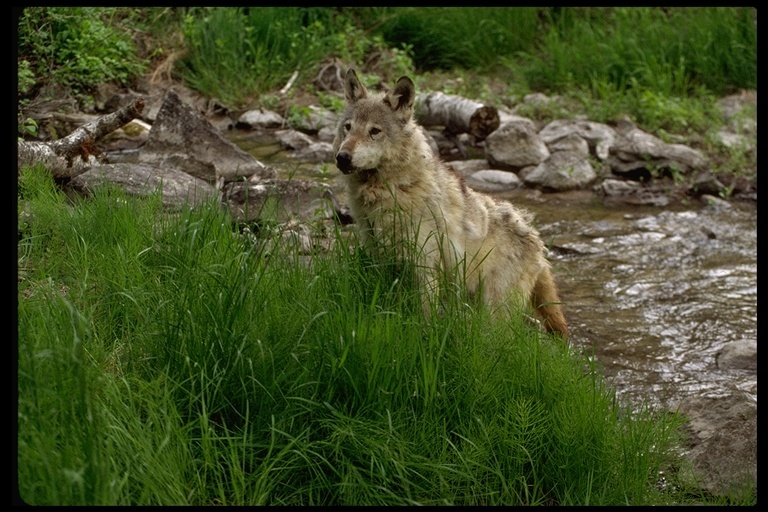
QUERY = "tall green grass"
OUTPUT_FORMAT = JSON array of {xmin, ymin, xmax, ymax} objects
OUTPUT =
[
  {"xmin": 371, "ymin": 7, "xmax": 541, "ymax": 71},
  {"xmin": 16, "ymin": 7, "xmax": 756, "ymax": 133},
  {"xmin": 366, "ymin": 7, "xmax": 755, "ymax": 97},
  {"xmin": 174, "ymin": 7, "xmax": 755, "ymax": 104},
  {"xmin": 514, "ymin": 7, "xmax": 756, "ymax": 96},
  {"xmin": 18, "ymin": 165, "xmax": 724, "ymax": 505},
  {"xmin": 178, "ymin": 7, "xmax": 365, "ymax": 107}
]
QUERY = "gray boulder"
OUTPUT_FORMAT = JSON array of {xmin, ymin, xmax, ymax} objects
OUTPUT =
[
  {"xmin": 607, "ymin": 120, "xmax": 708, "ymax": 180},
  {"xmin": 237, "ymin": 108, "xmax": 285, "ymax": 129},
  {"xmin": 139, "ymin": 90, "xmax": 276, "ymax": 183},
  {"xmin": 676, "ymin": 394, "xmax": 757, "ymax": 497},
  {"xmin": 222, "ymin": 177, "xmax": 338, "ymax": 224},
  {"xmin": 288, "ymin": 105, "xmax": 339, "ymax": 133},
  {"xmin": 523, "ymin": 150, "xmax": 597, "ymax": 191},
  {"xmin": 68, "ymin": 163, "xmax": 215, "ymax": 209},
  {"xmin": 538, "ymin": 119, "xmax": 616, "ymax": 161},
  {"xmin": 485, "ymin": 119, "xmax": 550, "ymax": 170},
  {"xmin": 465, "ymin": 169, "xmax": 523, "ymax": 193}
]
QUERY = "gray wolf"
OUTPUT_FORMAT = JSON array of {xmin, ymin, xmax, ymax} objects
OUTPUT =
[{"xmin": 333, "ymin": 68, "xmax": 568, "ymax": 339}]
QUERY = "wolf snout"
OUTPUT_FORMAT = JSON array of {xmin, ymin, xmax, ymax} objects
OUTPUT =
[{"xmin": 335, "ymin": 152, "xmax": 355, "ymax": 174}]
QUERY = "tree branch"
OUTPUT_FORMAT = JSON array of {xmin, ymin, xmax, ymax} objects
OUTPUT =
[{"xmin": 18, "ymin": 98, "xmax": 145, "ymax": 178}]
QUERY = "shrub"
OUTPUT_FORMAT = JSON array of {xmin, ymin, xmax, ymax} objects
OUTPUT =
[{"xmin": 17, "ymin": 7, "xmax": 147, "ymax": 99}]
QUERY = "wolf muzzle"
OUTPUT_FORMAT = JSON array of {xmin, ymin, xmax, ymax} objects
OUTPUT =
[{"xmin": 335, "ymin": 152, "xmax": 356, "ymax": 174}]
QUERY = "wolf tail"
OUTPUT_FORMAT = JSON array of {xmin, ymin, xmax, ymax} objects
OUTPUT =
[{"xmin": 531, "ymin": 267, "xmax": 569, "ymax": 341}]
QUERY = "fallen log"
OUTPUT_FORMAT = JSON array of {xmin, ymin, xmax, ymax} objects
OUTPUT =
[
  {"xmin": 18, "ymin": 98, "xmax": 144, "ymax": 179},
  {"xmin": 415, "ymin": 92, "xmax": 499, "ymax": 141}
]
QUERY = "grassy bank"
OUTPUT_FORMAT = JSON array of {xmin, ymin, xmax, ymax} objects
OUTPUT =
[{"xmin": 16, "ymin": 165, "xmax": 702, "ymax": 505}]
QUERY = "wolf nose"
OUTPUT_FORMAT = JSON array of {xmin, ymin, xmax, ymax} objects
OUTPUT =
[{"xmin": 336, "ymin": 152, "xmax": 354, "ymax": 174}]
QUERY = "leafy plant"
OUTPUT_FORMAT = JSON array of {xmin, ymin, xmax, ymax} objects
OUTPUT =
[
  {"xmin": 512, "ymin": 7, "xmax": 755, "ymax": 98},
  {"xmin": 179, "ymin": 8, "xmax": 349, "ymax": 107},
  {"xmin": 18, "ymin": 117, "xmax": 38, "ymax": 141},
  {"xmin": 17, "ymin": 7, "xmax": 147, "ymax": 99},
  {"xmin": 17, "ymin": 60, "xmax": 38, "ymax": 138}
]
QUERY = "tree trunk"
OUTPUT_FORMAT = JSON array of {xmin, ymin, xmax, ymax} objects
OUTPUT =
[
  {"xmin": 18, "ymin": 98, "xmax": 145, "ymax": 179},
  {"xmin": 415, "ymin": 92, "xmax": 499, "ymax": 141}
]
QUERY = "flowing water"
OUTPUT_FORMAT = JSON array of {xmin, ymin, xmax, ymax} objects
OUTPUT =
[
  {"xmin": 501, "ymin": 190, "xmax": 757, "ymax": 410},
  {"xmin": 233, "ymin": 131, "xmax": 757, "ymax": 411}
]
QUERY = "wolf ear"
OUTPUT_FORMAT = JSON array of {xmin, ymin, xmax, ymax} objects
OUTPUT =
[
  {"xmin": 385, "ymin": 76, "xmax": 415, "ymax": 117},
  {"xmin": 344, "ymin": 68, "xmax": 367, "ymax": 103}
]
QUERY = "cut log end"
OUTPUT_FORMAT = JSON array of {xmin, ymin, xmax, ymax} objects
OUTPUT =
[{"xmin": 468, "ymin": 106, "xmax": 500, "ymax": 141}]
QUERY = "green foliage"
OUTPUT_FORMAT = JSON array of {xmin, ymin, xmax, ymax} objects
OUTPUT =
[
  {"xmin": 18, "ymin": 117, "xmax": 39, "ymax": 140},
  {"xmin": 18, "ymin": 170, "xmax": 738, "ymax": 505},
  {"xmin": 15, "ymin": 7, "xmax": 755, "ymax": 145},
  {"xmin": 18, "ymin": 164, "xmax": 72, "ymax": 282},
  {"xmin": 630, "ymin": 85, "xmax": 717, "ymax": 134},
  {"xmin": 179, "ymin": 8, "xmax": 346, "ymax": 106},
  {"xmin": 513, "ymin": 7, "xmax": 756, "ymax": 97},
  {"xmin": 18, "ymin": 59, "xmax": 35, "ymax": 96},
  {"xmin": 17, "ymin": 7, "xmax": 147, "ymax": 98},
  {"xmin": 177, "ymin": 8, "xmax": 414, "ymax": 107},
  {"xmin": 372, "ymin": 7, "xmax": 541, "ymax": 71}
]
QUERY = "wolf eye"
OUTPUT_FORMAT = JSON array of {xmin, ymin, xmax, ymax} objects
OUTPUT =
[{"xmin": 369, "ymin": 127, "xmax": 381, "ymax": 136}]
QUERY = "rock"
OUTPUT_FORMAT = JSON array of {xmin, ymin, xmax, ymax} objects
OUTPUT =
[
  {"xmin": 599, "ymin": 186, "xmax": 671, "ymax": 207},
  {"xmin": 317, "ymin": 125, "xmax": 337, "ymax": 143},
  {"xmin": 714, "ymin": 130, "xmax": 754, "ymax": 151},
  {"xmin": 425, "ymin": 129, "xmax": 456, "ymax": 156},
  {"xmin": 546, "ymin": 132, "xmax": 590, "ymax": 156},
  {"xmin": 675, "ymin": 394, "xmax": 757, "ymax": 497},
  {"xmin": 485, "ymin": 119, "xmax": 550, "ymax": 170},
  {"xmin": 236, "ymin": 108, "xmax": 286, "ymax": 129},
  {"xmin": 692, "ymin": 171, "xmax": 727, "ymax": 196},
  {"xmin": 67, "ymin": 163, "xmax": 216, "ymax": 209},
  {"xmin": 132, "ymin": 80, "xmax": 226, "ymax": 124},
  {"xmin": 286, "ymin": 141, "xmax": 335, "ymax": 163},
  {"xmin": 274, "ymin": 127, "xmax": 335, "ymax": 162},
  {"xmin": 464, "ymin": 169, "xmax": 522, "ymax": 193},
  {"xmin": 538, "ymin": 119, "xmax": 616, "ymax": 161},
  {"xmin": 608, "ymin": 124, "xmax": 708, "ymax": 178},
  {"xmin": 716, "ymin": 90, "xmax": 757, "ymax": 134},
  {"xmin": 594, "ymin": 178, "xmax": 640, "ymax": 197},
  {"xmin": 700, "ymin": 194, "xmax": 732, "ymax": 210},
  {"xmin": 222, "ymin": 177, "xmax": 338, "ymax": 224},
  {"xmin": 445, "ymin": 159, "xmax": 494, "ymax": 178},
  {"xmin": 287, "ymin": 105, "xmax": 339, "ymax": 133},
  {"xmin": 523, "ymin": 150, "xmax": 596, "ymax": 191},
  {"xmin": 496, "ymin": 110, "xmax": 538, "ymax": 130},
  {"xmin": 100, "ymin": 118, "xmax": 152, "ymax": 151},
  {"xmin": 139, "ymin": 89, "xmax": 276, "ymax": 183},
  {"xmin": 275, "ymin": 129, "xmax": 315, "ymax": 150},
  {"xmin": 522, "ymin": 92, "xmax": 551, "ymax": 107},
  {"xmin": 716, "ymin": 340, "xmax": 756, "ymax": 371}
]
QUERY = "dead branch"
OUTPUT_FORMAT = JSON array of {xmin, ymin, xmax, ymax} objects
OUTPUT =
[
  {"xmin": 18, "ymin": 98, "xmax": 145, "ymax": 178},
  {"xmin": 278, "ymin": 67, "xmax": 301, "ymax": 96}
]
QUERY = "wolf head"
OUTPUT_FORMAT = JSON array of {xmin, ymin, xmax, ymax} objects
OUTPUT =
[{"xmin": 333, "ymin": 68, "xmax": 417, "ymax": 175}]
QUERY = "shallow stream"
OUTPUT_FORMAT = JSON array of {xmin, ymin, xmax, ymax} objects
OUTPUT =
[{"xmin": 501, "ymin": 189, "xmax": 757, "ymax": 409}]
